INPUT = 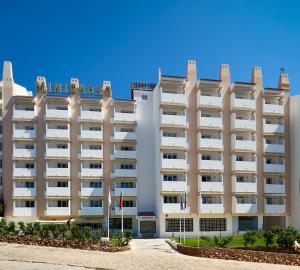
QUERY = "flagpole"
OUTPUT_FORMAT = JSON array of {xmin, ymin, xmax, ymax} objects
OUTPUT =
[
  {"xmin": 184, "ymin": 194, "xmax": 186, "ymax": 244},
  {"xmin": 107, "ymin": 188, "xmax": 110, "ymax": 241},
  {"xmin": 121, "ymin": 189, "xmax": 124, "ymax": 239},
  {"xmin": 179, "ymin": 193, "xmax": 182, "ymax": 244}
]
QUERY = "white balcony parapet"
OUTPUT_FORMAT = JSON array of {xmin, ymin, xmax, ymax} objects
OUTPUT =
[
  {"xmin": 112, "ymin": 169, "xmax": 137, "ymax": 178},
  {"xmin": 46, "ymin": 108, "xmax": 69, "ymax": 119},
  {"xmin": 161, "ymin": 115, "xmax": 187, "ymax": 127},
  {"xmin": 232, "ymin": 119, "xmax": 256, "ymax": 130},
  {"xmin": 45, "ymin": 186, "xmax": 71, "ymax": 197},
  {"xmin": 199, "ymin": 181, "xmax": 224, "ymax": 193},
  {"xmin": 13, "ymin": 187, "xmax": 36, "ymax": 197},
  {"xmin": 198, "ymin": 95, "xmax": 222, "ymax": 108},
  {"xmin": 46, "ymin": 129, "xmax": 69, "ymax": 139},
  {"xmin": 13, "ymin": 207, "xmax": 36, "ymax": 217},
  {"xmin": 264, "ymin": 203, "xmax": 285, "ymax": 214},
  {"xmin": 198, "ymin": 160, "xmax": 223, "ymax": 171},
  {"xmin": 161, "ymin": 159, "xmax": 188, "ymax": 170},
  {"xmin": 263, "ymin": 104, "xmax": 284, "ymax": 115},
  {"xmin": 199, "ymin": 138, "xmax": 223, "ymax": 150},
  {"xmin": 162, "ymin": 181, "xmax": 188, "ymax": 192},
  {"xmin": 13, "ymin": 149, "xmax": 36, "ymax": 158},
  {"xmin": 161, "ymin": 93, "xmax": 187, "ymax": 105},
  {"xmin": 200, "ymin": 203, "xmax": 224, "ymax": 213},
  {"xmin": 264, "ymin": 123, "xmax": 284, "ymax": 133},
  {"xmin": 232, "ymin": 98, "xmax": 256, "ymax": 110},
  {"xmin": 113, "ymin": 207, "xmax": 137, "ymax": 216},
  {"xmin": 161, "ymin": 137, "xmax": 188, "ymax": 149},
  {"xmin": 264, "ymin": 183, "xmax": 285, "ymax": 194},
  {"xmin": 81, "ymin": 149, "xmax": 103, "ymax": 159},
  {"xmin": 13, "ymin": 129, "xmax": 36, "ymax": 139},
  {"xmin": 162, "ymin": 204, "xmax": 190, "ymax": 214},
  {"xmin": 13, "ymin": 168, "xmax": 36, "ymax": 177},
  {"xmin": 232, "ymin": 161, "xmax": 256, "ymax": 172},
  {"xmin": 232, "ymin": 180, "xmax": 257, "ymax": 193},
  {"xmin": 232, "ymin": 198, "xmax": 257, "ymax": 213},
  {"xmin": 114, "ymin": 112, "xmax": 136, "ymax": 122},
  {"xmin": 80, "ymin": 130, "xmax": 103, "ymax": 140},
  {"xmin": 13, "ymin": 110, "xmax": 35, "ymax": 120},
  {"xmin": 46, "ymin": 168, "xmax": 70, "ymax": 177},
  {"xmin": 198, "ymin": 117, "xmax": 223, "ymax": 129},
  {"xmin": 113, "ymin": 188, "xmax": 137, "ymax": 197},
  {"xmin": 80, "ymin": 168, "xmax": 103, "ymax": 178},
  {"xmin": 113, "ymin": 150, "xmax": 137, "ymax": 159},
  {"xmin": 264, "ymin": 143, "xmax": 284, "ymax": 153},
  {"xmin": 232, "ymin": 140, "xmax": 256, "ymax": 152},
  {"xmin": 80, "ymin": 187, "xmax": 103, "ymax": 197},
  {"xmin": 81, "ymin": 110, "xmax": 102, "ymax": 121},
  {"xmin": 45, "ymin": 207, "xmax": 70, "ymax": 216},
  {"xmin": 79, "ymin": 207, "xmax": 104, "ymax": 216},
  {"xmin": 114, "ymin": 131, "xmax": 136, "ymax": 141},
  {"xmin": 46, "ymin": 148, "xmax": 70, "ymax": 158},
  {"xmin": 264, "ymin": 164, "xmax": 285, "ymax": 173}
]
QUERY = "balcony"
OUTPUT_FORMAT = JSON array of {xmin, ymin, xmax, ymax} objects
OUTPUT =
[
  {"xmin": 78, "ymin": 207, "xmax": 104, "ymax": 216},
  {"xmin": 13, "ymin": 168, "xmax": 36, "ymax": 178},
  {"xmin": 232, "ymin": 140, "xmax": 256, "ymax": 152},
  {"xmin": 80, "ymin": 130, "xmax": 103, "ymax": 140},
  {"xmin": 161, "ymin": 114, "xmax": 187, "ymax": 127},
  {"xmin": 81, "ymin": 149, "xmax": 103, "ymax": 159},
  {"xmin": 199, "ymin": 180, "xmax": 224, "ymax": 193},
  {"xmin": 161, "ymin": 92, "xmax": 187, "ymax": 106},
  {"xmin": 80, "ymin": 186, "xmax": 103, "ymax": 197},
  {"xmin": 46, "ymin": 128, "xmax": 69, "ymax": 139},
  {"xmin": 198, "ymin": 159, "xmax": 223, "ymax": 171},
  {"xmin": 113, "ymin": 187, "xmax": 137, "ymax": 197},
  {"xmin": 80, "ymin": 110, "xmax": 102, "ymax": 121},
  {"xmin": 13, "ymin": 148, "xmax": 36, "ymax": 158},
  {"xmin": 198, "ymin": 95, "xmax": 222, "ymax": 108},
  {"xmin": 264, "ymin": 122, "xmax": 284, "ymax": 133},
  {"xmin": 264, "ymin": 143, "xmax": 284, "ymax": 153},
  {"xmin": 46, "ymin": 167, "xmax": 70, "ymax": 177},
  {"xmin": 46, "ymin": 148, "xmax": 70, "ymax": 158},
  {"xmin": 13, "ymin": 187, "xmax": 36, "ymax": 197},
  {"xmin": 113, "ymin": 207, "xmax": 137, "ymax": 216},
  {"xmin": 198, "ymin": 116, "xmax": 223, "ymax": 129},
  {"xmin": 114, "ymin": 112, "xmax": 136, "ymax": 122},
  {"xmin": 45, "ymin": 186, "xmax": 71, "ymax": 197},
  {"xmin": 114, "ymin": 131, "xmax": 136, "ymax": 141},
  {"xmin": 232, "ymin": 198, "xmax": 257, "ymax": 213},
  {"xmin": 264, "ymin": 182, "xmax": 285, "ymax": 194},
  {"xmin": 162, "ymin": 181, "xmax": 188, "ymax": 192},
  {"xmin": 113, "ymin": 150, "xmax": 137, "ymax": 159},
  {"xmin": 231, "ymin": 118, "xmax": 256, "ymax": 131},
  {"xmin": 200, "ymin": 203, "xmax": 224, "ymax": 213},
  {"xmin": 80, "ymin": 168, "xmax": 103, "ymax": 178},
  {"xmin": 264, "ymin": 203, "xmax": 285, "ymax": 214},
  {"xmin": 198, "ymin": 137, "xmax": 223, "ymax": 150},
  {"xmin": 45, "ymin": 207, "xmax": 70, "ymax": 216},
  {"xmin": 231, "ymin": 97, "xmax": 255, "ymax": 110},
  {"xmin": 46, "ymin": 108, "xmax": 69, "ymax": 119},
  {"xmin": 263, "ymin": 104, "xmax": 284, "ymax": 115},
  {"xmin": 112, "ymin": 169, "xmax": 137, "ymax": 178},
  {"xmin": 13, "ymin": 207, "xmax": 36, "ymax": 217},
  {"xmin": 161, "ymin": 136, "xmax": 188, "ymax": 149},
  {"xmin": 232, "ymin": 160, "xmax": 256, "ymax": 172},
  {"xmin": 161, "ymin": 159, "xmax": 188, "ymax": 170},
  {"xmin": 162, "ymin": 203, "xmax": 190, "ymax": 214},
  {"xmin": 232, "ymin": 179, "xmax": 257, "ymax": 193},
  {"xmin": 13, "ymin": 110, "xmax": 35, "ymax": 120},
  {"xmin": 264, "ymin": 164, "xmax": 285, "ymax": 173},
  {"xmin": 13, "ymin": 129, "xmax": 36, "ymax": 139}
]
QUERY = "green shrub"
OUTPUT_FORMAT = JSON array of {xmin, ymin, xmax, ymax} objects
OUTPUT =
[
  {"xmin": 24, "ymin": 223, "xmax": 34, "ymax": 235},
  {"xmin": 33, "ymin": 222, "xmax": 41, "ymax": 236},
  {"xmin": 71, "ymin": 225, "xmax": 84, "ymax": 240},
  {"xmin": 82, "ymin": 226, "xmax": 93, "ymax": 240},
  {"xmin": 0, "ymin": 219, "xmax": 7, "ymax": 234},
  {"xmin": 7, "ymin": 221, "xmax": 16, "ymax": 233},
  {"xmin": 243, "ymin": 230, "xmax": 260, "ymax": 247},
  {"xmin": 213, "ymin": 236, "xmax": 233, "ymax": 247},
  {"xmin": 277, "ymin": 227, "xmax": 298, "ymax": 248},
  {"xmin": 17, "ymin": 222, "xmax": 26, "ymax": 234},
  {"xmin": 263, "ymin": 230, "xmax": 275, "ymax": 248}
]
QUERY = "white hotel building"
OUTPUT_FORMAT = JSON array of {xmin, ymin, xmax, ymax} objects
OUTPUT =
[{"xmin": 1, "ymin": 60, "xmax": 300, "ymax": 237}]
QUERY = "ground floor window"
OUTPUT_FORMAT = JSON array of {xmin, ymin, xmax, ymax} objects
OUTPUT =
[
  {"xmin": 165, "ymin": 218, "xmax": 193, "ymax": 232},
  {"xmin": 199, "ymin": 218, "xmax": 226, "ymax": 232},
  {"xmin": 238, "ymin": 216, "xmax": 258, "ymax": 231},
  {"xmin": 110, "ymin": 218, "xmax": 132, "ymax": 230}
]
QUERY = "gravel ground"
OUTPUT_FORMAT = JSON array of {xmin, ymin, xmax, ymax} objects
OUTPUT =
[{"xmin": 0, "ymin": 239, "xmax": 298, "ymax": 270}]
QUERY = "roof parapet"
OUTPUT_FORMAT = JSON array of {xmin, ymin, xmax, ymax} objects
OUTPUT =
[{"xmin": 219, "ymin": 64, "xmax": 230, "ymax": 84}]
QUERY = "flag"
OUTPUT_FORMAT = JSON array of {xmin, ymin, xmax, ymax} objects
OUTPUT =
[
  {"xmin": 119, "ymin": 192, "xmax": 123, "ymax": 209},
  {"xmin": 108, "ymin": 189, "xmax": 111, "ymax": 207},
  {"xmin": 184, "ymin": 193, "xmax": 187, "ymax": 209},
  {"xmin": 180, "ymin": 194, "xmax": 184, "ymax": 210}
]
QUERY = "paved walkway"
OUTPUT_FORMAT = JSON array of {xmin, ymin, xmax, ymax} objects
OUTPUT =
[{"xmin": 0, "ymin": 239, "xmax": 298, "ymax": 270}]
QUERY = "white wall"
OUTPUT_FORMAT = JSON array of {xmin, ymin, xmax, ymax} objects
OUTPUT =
[{"xmin": 290, "ymin": 95, "xmax": 300, "ymax": 230}]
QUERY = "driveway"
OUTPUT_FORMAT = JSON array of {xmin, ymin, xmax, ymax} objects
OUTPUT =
[{"xmin": 0, "ymin": 239, "xmax": 298, "ymax": 270}]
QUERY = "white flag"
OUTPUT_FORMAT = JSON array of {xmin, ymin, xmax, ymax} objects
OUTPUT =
[{"xmin": 108, "ymin": 188, "xmax": 111, "ymax": 207}]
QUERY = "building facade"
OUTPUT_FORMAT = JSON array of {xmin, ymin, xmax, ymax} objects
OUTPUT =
[{"xmin": 0, "ymin": 60, "xmax": 292, "ymax": 237}]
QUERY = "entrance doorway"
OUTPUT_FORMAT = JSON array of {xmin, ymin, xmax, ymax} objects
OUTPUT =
[{"xmin": 140, "ymin": 221, "xmax": 156, "ymax": 238}]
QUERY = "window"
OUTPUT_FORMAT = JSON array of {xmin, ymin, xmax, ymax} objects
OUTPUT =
[
  {"xmin": 266, "ymin": 158, "xmax": 272, "ymax": 164},
  {"xmin": 120, "ymin": 164, "xmax": 134, "ymax": 169},
  {"xmin": 120, "ymin": 182, "xmax": 134, "ymax": 188},
  {"xmin": 57, "ymin": 144, "xmax": 68, "ymax": 149},
  {"xmin": 120, "ymin": 128, "xmax": 134, "ymax": 132},
  {"xmin": 89, "ymin": 145, "xmax": 101, "ymax": 150},
  {"xmin": 123, "ymin": 200, "xmax": 134, "ymax": 207},
  {"xmin": 199, "ymin": 218, "xmax": 226, "ymax": 232},
  {"xmin": 202, "ymin": 176, "xmax": 211, "ymax": 182},
  {"xmin": 0, "ymin": 176, "xmax": 2, "ymax": 185},
  {"xmin": 24, "ymin": 126, "xmax": 34, "ymax": 130},
  {"xmin": 163, "ymin": 132, "xmax": 177, "ymax": 137},
  {"xmin": 142, "ymin": 95, "xmax": 147, "ymax": 100},
  {"xmin": 89, "ymin": 200, "xmax": 102, "ymax": 207},
  {"xmin": 26, "ymin": 201, "xmax": 35, "ymax": 208},
  {"xmin": 236, "ymin": 156, "xmax": 244, "ymax": 161},
  {"xmin": 25, "ymin": 144, "xmax": 34, "ymax": 150},
  {"xmin": 163, "ymin": 196, "xmax": 178, "ymax": 203},
  {"xmin": 110, "ymin": 218, "xmax": 132, "ymax": 229},
  {"xmin": 25, "ymin": 163, "xmax": 34, "ymax": 169},
  {"xmin": 163, "ymin": 153, "xmax": 177, "ymax": 159},
  {"xmin": 57, "ymin": 125, "xmax": 67, "ymax": 130},
  {"xmin": 165, "ymin": 218, "xmax": 193, "ymax": 232},
  {"xmin": 57, "ymin": 181, "xmax": 68, "ymax": 187},
  {"xmin": 201, "ymin": 134, "xmax": 211, "ymax": 139},
  {"xmin": 89, "ymin": 181, "xmax": 102, "ymax": 188},
  {"xmin": 25, "ymin": 182, "xmax": 34, "ymax": 188},
  {"xmin": 57, "ymin": 200, "xmax": 68, "ymax": 207},
  {"xmin": 57, "ymin": 163, "xmax": 68, "ymax": 168},
  {"xmin": 89, "ymin": 126, "xmax": 101, "ymax": 131},
  {"xmin": 120, "ymin": 146, "xmax": 134, "ymax": 151},
  {"xmin": 163, "ymin": 175, "xmax": 178, "ymax": 181},
  {"xmin": 202, "ymin": 155, "xmax": 211, "ymax": 160},
  {"xmin": 89, "ymin": 163, "xmax": 102, "ymax": 169}
]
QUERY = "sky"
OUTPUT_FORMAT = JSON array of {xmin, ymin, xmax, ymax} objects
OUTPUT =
[{"xmin": 1, "ymin": 0, "xmax": 300, "ymax": 98}]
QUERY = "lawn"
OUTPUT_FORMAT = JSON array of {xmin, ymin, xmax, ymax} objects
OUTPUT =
[{"xmin": 175, "ymin": 235, "xmax": 268, "ymax": 247}]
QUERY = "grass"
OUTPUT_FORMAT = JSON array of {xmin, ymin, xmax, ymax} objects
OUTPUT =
[{"xmin": 174, "ymin": 235, "xmax": 269, "ymax": 248}]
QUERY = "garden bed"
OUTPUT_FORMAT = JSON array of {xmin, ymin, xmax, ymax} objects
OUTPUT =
[
  {"xmin": 0, "ymin": 234, "xmax": 130, "ymax": 252},
  {"xmin": 177, "ymin": 244, "xmax": 300, "ymax": 266}
]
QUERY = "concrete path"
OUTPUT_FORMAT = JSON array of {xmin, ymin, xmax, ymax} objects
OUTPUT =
[{"xmin": 0, "ymin": 239, "xmax": 298, "ymax": 270}]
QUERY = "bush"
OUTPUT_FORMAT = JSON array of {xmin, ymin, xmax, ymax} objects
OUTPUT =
[
  {"xmin": 17, "ymin": 222, "xmax": 26, "ymax": 234},
  {"xmin": 0, "ymin": 219, "xmax": 7, "ymax": 234},
  {"xmin": 81, "ymin": 226, "xmax": 93, "ymax": 240},
  {"xmin": 277, "ymin": 227, "xmax": 298, "ymax": 248},
  {"xmin": 71, "ymin": 225, "xmax": 84, "ymax": 240},
  {"xmin": 263, "ymin": 230, "xmax": 275, "ymax": 248},
  {"xmin": 213, "ymin": 236, "xmax": 233, "ymax": 247},
  {"xmin": 243, "ymin": 230, "xmax": 260, "ymax": 247},
  {"xmin": 7, "ymin": 221, "xmax": 16, "ymax": 233},
  {"xmin": 24, "ymin": 223, "xmax": 34, "ymax": 235},
  {"xmin": 33, "ymin": 222, "xmax": 41, "ymax": 236}
]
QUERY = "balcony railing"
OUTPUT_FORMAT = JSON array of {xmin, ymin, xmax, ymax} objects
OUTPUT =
[
  {"xmin": 80, "ymin": 187, "xmax": 103, "ymax": 197},
  {"xmin": 111, "ymin": 169, "xmax": 137, "ymax": 178},
  {"xmin": 162, "ymin": 203, "xmax": 190, "ymax": 214},
  {"xmin": 113, "ymin": 207, "xmax": 137, "ymax": 215},
  {"xmin": 114, "ymin": 131, "xmax": 136, "ymax": 141},
  {"xmin": 80, "ymin": 110, "xmax": 102, "ymax": 121},
  {"xmin": 46, "ymin": 148, "xmax": 70, "ymax": 158},
  {"xmin": 264, "ymin": 164, "xmax": 285, "ymax": 173},
  {"xmin": 13, "ymin": 129, "xmax": 36, "ymax": 139},
  {"xmin": 200, "ymin": 203, "xmax": 224, "ymax": 213},
  {"xmin": 199, "ymin": 138, "xmax": 223, "ymax": 150},
  {"xmin": 161, "ymin": 114, "xmax": 187, "ymax": 127},
  {"xmin": 13, "ymin": 187, "xmax": 36, "ymax": 197},
  {"xmin": 46, "ymin": 108, "xmax": 69, "ymax": 119},
  {"xmin": 161, "ymin": 159, "xmax": 188, "ymax": 170},
  {"xmin": 13, "ymin": 168, "xmax": 36, "ymax": 177},
  {"xmin": 80, "ymin": 130, "xmax": 103, "ymax": 140},
  {"xmin": 199, "ymin": 181, "xmax": 224, "ymax": 193},
  {"xmin": 198, "ymin": 117, "xmax": 223, "ymax": 129},
  {"xmin": 13, "ymin": 110, "xmax": 35, "ymax": 120},
  {"xmin": 46, "ymin": 167, "xmax": 70, "ymax": 177},
  {"xmin": 81, "ymin": 149, "xmax": 103, "ymax": 159},
  {"xmin": 78, "ymin": 207, "xmax": 104, "ymax": 216},
  {"xmin": 45, "ymin": 186, "xmax": 71, "ymax": 197},
  {"xmin": 264, "ymin": 143, "xmax": 284, "ymax": 153},
  {"xmin": 13, "ymin": 207, "xmax": 36, "ymax": 217},
  {"xmin": 162, "ymin": 181, "xmax": 188, "ymax": 192},
  {"xmin": 263, "ymin": 104, "xmax": 284, "ymax": 115},
  {"xmin": 113, "ymin": 188, "xmax": 137, "ymax": 197},
  {"xmin": 113, "ymin": 150, "xmax": 137, "ymax": 159},
  {"xmin": 232, "ymin": 140, "xmax": 256, "ymax": 152},
  {"xmin": 161, "ymin": 136, "xmax": 188, "ymax": 149},
  {"xmin": 232, "ymin": 199, "xmax": 257, "ymax": 213},
  {"xmin": 198, "ymin": 160, "xmax": 223, "ymax": 171},
  {"xmin": 198, "ymin": 95, "xmax": 222, "ymax": 108},
  {"xmin": 264, "ymin": 183, "xmax": 285, "ymax": 194},
  {"xmin": 45, "ymin": 207, "xmax": 70, "ymax": 216},
  {"xmin": 232, "ymin": 160, "xmax": 257, "ymax": 172},
  {"xmin": 231, "ymin": 118, "xmax": 256, "ymax": 130},
  {"xmin": 232, "ymin": 98, "xmax": 255, "ymax": 110},
  {"xmin": 13, "ymin": 149, "xmax": 36, "ymax": 158},
  {"xmin": 161, "ymin": 92, "xmax": 187, "ymax": 105},
  {"xmin": 46, "ymin": 129, "xmax": 69, "ymax": 139},
  {"xmin": 114, "ymin": 112, "xmax": 136, "ymax": 122},
  {"xmin": 232, "ymin": 180, "xmax": 257, "ymax": 193},
  {"xmin": 264, "ymin": 123, "xmax": 284, "ymax": 133},
  {"xmin": 264, "ymin": 203, "xmax": 285, "ymax": 214},
  {"xmin": 80, "ymin": 168, "xmax": 103, "ymax": 178}
]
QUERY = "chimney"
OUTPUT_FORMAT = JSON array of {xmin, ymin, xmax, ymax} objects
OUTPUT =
[
  {"xmin": 186, "ymin": 60, "xmax": 197, "ymax": 84},
  {"xmin": 220, "ymin": 64, "xmax": 230, "ymax": 84},
  {"xmin": 278, "ymin": 69, "xmax": 290, "ymax": 90},
  {"xmin": 251, "ymin": 66, "xmax": 263, "ymax": 86}
]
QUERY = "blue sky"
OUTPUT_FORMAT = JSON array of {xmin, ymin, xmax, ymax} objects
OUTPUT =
[{"xmin": 1, "ymin": 0, "xmax": 300, "ymax": 98}]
